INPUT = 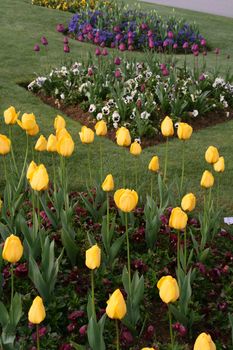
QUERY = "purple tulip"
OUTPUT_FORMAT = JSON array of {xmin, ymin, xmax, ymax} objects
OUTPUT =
[
  {"xmin": 128, "ymin": 38, "xmax": 133, "ymax": 45},
  {"xmin": 199, "ymin": 73, "xmax": 205, "ymax": 81},
  {"xmin": 110, "ymin": 42, "xmax": 115, "ymax": 48},
  {"xmin": 88, "ymin": 67, "xmax": 93, "ymax": 76},
  {"xmin": 167, "ymin": 31, "xmax": 174, "ymax": 39},
  {"xmin": 77, "ymin": 34, "xmax": 84, "ymax": 42},
  {"xmin": 95, "ymin": 47, "xmax": 101, "ymax": 56},
  {"xmin": 56, "ymin": 24, "xmax": 65, "ymax": 33},
  {"xmin": 193, "ymin": 50, "xmax": 199, "ymax": 57},
  {"xmin": 160, "ymin": 63, "xmax": 166, "ymax": 70},
  {"xmin": 173, "ymin": 43, "xmax": 178, "ymax": 49},
  {"xmin": 121, "ymin": 330, "xmax": 134, "ymax": 346},
  {"xmin": 128, "ymin": 31, "xmax": 133, "ymax": 38},
  {"xmin": 163, "ymin": 40, "xmax": 169, "ymax": 47},
  {"xmin": 102, "ymin": 48, "xmax": 108, "ymax": 56},
  {"xmin": 115, "ymin": 69, "xmax": 121, "ymax": 78},
  {"xmin": 183, "ymin": 42, "xmax": 189, "ymax": 49},
  {"xmin": 191, "ymin": 43, "xmax": 199, "ymax": 52},
  {"xmin": 147, "ymin": 30, "xmax": 153, "ymax": 37},
  {"xmin": 63, "ymin": 36, "xmax": 69, "ymax": 44},
  {"xmin": 41, "ymin": 36, "xmax": 48, "ymax": 46},
  {"xmin": 63, "ymin": 44, "xmax": 70, "ymax": 53},
  {"xmin": 162, "ymin": 68, "xmax": 169, "ymax": 76},
  {"xmin": 148, "ymin": 40, "xmax": 154, "ymax": 49},
  {"xmin": 141, "ymin": 23, "xmax": 148, "ymax": 30},
  {"xmin": 115, "ymin": 33, "xmax": 122, "ymax": 41},
  {"xmin": 79, "ymin": 325, "xmax": 87, "ymax": 336},
  {"xmin": 33, "ymin": 44, "xmax": 40, "ymax": 52},
  {"xmin": 114, "ymin": 57, "xmax": 121, "ymax": 65},
  {"xmin": 94, "ymin": 37, "xmax": 99, "ymax": 44},
  {"xmin": 67, "ymin": 323, "xmax": 76, "ymax": 333},
  {"xmin": 119, "ymin": 43, "xmax": 126, "ymax": 51},
  {"xmin": 59, "ymin": 344, "xmax": 73, "ymax": 350},
  {"xmin": 201, "ymin": 39, "xmax": 206, "ymax": 46},
  {"xmin": 113, "ymin": 25, "xmax": 121, "ymax": 32}
]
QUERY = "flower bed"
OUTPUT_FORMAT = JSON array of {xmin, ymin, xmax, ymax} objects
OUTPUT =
[
  {"xmin": 32, "ymin": 0, "xmax": 98, "ymax": 12},
  {"xmin": 68, "ymin": 4, "xmax": 206, "ymax": 52},
  {"xmin": 0, "ymin": 108, "xmax": 232, "ymax": 350},
  {"xmin": 28, "ymin": 53, "xmax": 233, "ymax": 139}
]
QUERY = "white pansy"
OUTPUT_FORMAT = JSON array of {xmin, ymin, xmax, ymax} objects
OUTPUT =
[
  {"xmin": 113, "ymin": 122, "xmax": 118, "ymax": 129},
  {"xmin": 96, "ymin": 113, "xmax": 103, "ymax": 120},
  {"xmin": 102, "ymin": 106, "xmax": 110, "ymax": 115},
  {"xmin": 89, "ymin": 104, "xmax": 96, "ymax": 113},
  {"xmin": 112, "ymin": 111, "xmax": 120, "ymax": 123},
  {"xmin": 192, "ymin": 110, "xmax": 199, "ymax": 117},
  {"xmin": 60, "ymin": 93, "xmax": 65, "ymax": 100},
  {"xmin": 141, "ymin": 111, "xmax": 150, "ymax": 120}
]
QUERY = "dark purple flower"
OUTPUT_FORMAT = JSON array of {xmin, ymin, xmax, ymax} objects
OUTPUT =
[
  {"xmin": 144, "ymin": 325, "xmax": 155, "ymax": 340},
  {"xmin": 63, "ymin": 37, "xmax": 69, "ymax": 44},
  {"xmin": 193, "ymin": 50, "xmax": 199, "ymax": 57},
  {"xmin": 167, "ymin": 31, "xmax": 174, "ymax": 39},
  {"xmin": 114, "ymin": 57, "xmax": 121, "ymax": 65},
  {"xmin": 141, "ymin": 23, "xmax": 148, "ymax": 30},
  {"xmin": 41, "ymin": 36, "xmax": 48, "ymax": 46},
  {"xmin": 64, "ymin": 44, "xmax": 70, "ymax": 53},
  {"xmin": 115, "ymin": 69, "xmax": 121, "ymax": 78},
  {"xmin": 56, "ymin": 24, "xmax": 65, "ymax": 33},
  {"xmin": 32, "ymin": 326, "xmax": 47, "ymax": 340},
  {"xmin": 121, "ymin": 329, "xmax": 134, "ymax": 346},
  {"xmin": 67, "ymin": 323, "xmax": 76, "ymax": 333},
  {"xmin": 79, "ymin": 325, "xmax": 87, "ymax": 336},
  {"xmin": 59, "ymin": 344, "xmax": 73, "ymax": 350},
  {"xmin": 147, "ymin": 30, "xmax": 153, "ymax": 37},
  {"xmin": 33, "ymin": 44, "xmax": 40, "ymax": 52},
  {"xmin": 15, "ymin": 263, "xmax": 28, "ymax": 278},
  {"xmin": 162, "ymin": 68, "xmax": 169, "ymax": 76},
  {"xmin": 68, "ymin": 310, "xmax": 85, "ymax": 321},
  {"xmin": 183, "ymin": 42, "xmax": 189, "ymax": 49},
  {"xmin": 95, "ymin": 47, "xmax": 101, "ymax": 56},
  {"xmin": 88, "ymin": 67, "xmax": 93, "ymax": 76},
  {"xmin": 119, "ymin": 43, "xmax": 126, "ymax": 51},
  {"xmin": 201, "ymin": 39, "xmax": 206, "ymax": 46},
  {"xmin": 102, "ymin": 48, "xmax": 108, "ymax": 56}
]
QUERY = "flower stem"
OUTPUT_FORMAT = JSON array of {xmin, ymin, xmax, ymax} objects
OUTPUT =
[
  {"xmin": 125, "ymin": 213, "xmax": 131, "ymax": 289},
  {"xmin": 107, "ymin": 192, "xmax": 110, "ymax": 247},
  {"xmin": 36, "ymin": 324, "xmax": 40, "ymax": 350},
  {"xmin": 91, "ymin": 270, "xmax": 96, "ymax": 320},
  {"xmin": 163, "ymin": 137, "xmax": 169, "ymax": 182},
  {"xmin": 88, "ymin": 146, "xmax": 92, "ymax": 184},
  {"xmin": 135, "ymin": 158, "xmax": 138, "ymax": 191},
  {"xmin": 9, "ymin": 126, "xmax": 19, "ymax": 177},
  {"xmin": 168, "ymin": 306, "xmax": 174, "ymax": 349},
  {"xmin": 177, "ymin": 230, "xmax": 180, "ymax": 277},
  {"xmin": 123, "ymin": 149, "xmax": 126, "ymax": 187},
  {"xmin": 52, "ymin": 153, "xmax": 56, "ymax": 192},
  {"xmin": 180, "ymin": 141, "xmax": 185, "ymax": 196},
  {"xmin": 150, "ymin": 173, "xmax": 153, "ymax": 198},
  {"xmin": 115, "ymin": 319, "xmax": 120, "ymax": 350},
  {"xmin": 99, "ymin": 138, "xmax": 103, "ymax": 181},
  {"xmin": 184, "ymin": 227, "xmax": 187, "ymax": 274},
  {"xmin": 17, "ymin": 133, "xmax": 29, "ymax": 192},
  {"xmin": 10, "ymin": 264, "xmax": 14, "ymax": 306}
]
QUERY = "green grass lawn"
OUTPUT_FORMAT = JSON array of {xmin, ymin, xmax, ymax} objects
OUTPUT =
[{"xmin": 0, "ymin": 0, "xmax": 233, "ymax": 213}]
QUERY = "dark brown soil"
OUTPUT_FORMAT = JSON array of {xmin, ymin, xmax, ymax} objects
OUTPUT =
[{"xmin": 36, "ymin": 92, "xmax": 233, "ymax": 148}]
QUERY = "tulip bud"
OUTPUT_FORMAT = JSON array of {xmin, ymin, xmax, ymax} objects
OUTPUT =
[
  {"xmin": 29, "ymin": 164, "xmax": 49, "ymax": 191},
  {"xmin": 4, "ymin": 106, "xmax": 20, "ymax": 125},
  {"xmin": 27, "ymin": 161, "xmax": 38, "ymax": 181},
  {"xmin": 200, "ymin": 170, "xmax": 214, "ymax": 188},
  {"xmin": 213, "ymin": 156, "xmax": 225, "ymax": 173},
  {"xmin": 47, "ymin": 134, "xmax": 57, "ymax": 152},
  {"xmin": 2, "ymin": 234, "xmax": 23, "ymax": 263},
  {"xmin": 130, "ymin": 142, "xmax": 142, "ymax": 156},
  {"xmin": 57, "ymin": 136, "xmax": 74, "ymax": 157},
  {"xmin": 181, "ymin": 193, "xmax": 196, "ymax": 212},
  {"xmin": 116, "ymin": 127, "xmax": 131, "ymax": 147},
  {"xmin": 35, "ymin": 135, "xmax": 47, "ymax": 152},
  {"xmin": 157, "ymin": 275, "xmax": 179, "ymax": 304},
  {"xmin": 141, "ymin": 348, "xmax": 156, "ymax": 350},
  {"xmin": 54, "ymin": 115, "xmax": 66, "ymax": 131},
  {"xmin": 0, "ymin": 134, "xmax": 11, "ymax": 155},
  {"xmin": 148, "ymin": 156, "xmax": 159, "ymax": 172},
  {"xmin": 194, "ymin": 332, "xmax": 216, "ymax": 350},
  {"xmin": 205, "ymin": 146, "xmax": 219, "ymax": 164},
  {"xmin": 106, "ymin": 289, "xmax": 127, "ymax": 320},
  {"xmin": 169, "ymin": 207, "xmax": 188, "ymax": 230},
  {"xmin": 102, "ymin": 174, "xmax": 114, "ymax": 192},
  {"xmin": 28, "ymin": 296, "xmax": 46, "ymax": 324},
  {"xmin": 85, "ymin": 244, "xmax": 101, "ymax": 270},
  {"xmin": 95, "ymin": 120, "xmax": 107, "ymax": 136},
  {"xmin": 161, "ymin": 116, "xmax": 174, "ymax": 137},
  {"xmin": 177, "ymin": 123, "xmax": 193, "ymax": 140},
  {"xmin": 114, "ymin": 189, "xmax": 138, "ymax": 212},
  {"xmin": 79, "ymin": 126, "xmax": 94, "ymax": 144}
]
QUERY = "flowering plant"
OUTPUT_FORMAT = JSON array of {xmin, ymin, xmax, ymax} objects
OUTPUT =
[{"xmin": 32, "ymin": 0, "xmax": 98, "ymax": 12}]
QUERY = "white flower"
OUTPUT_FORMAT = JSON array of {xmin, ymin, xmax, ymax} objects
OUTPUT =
[
  {"xmin": 112, "ymin": 111, "xmax": 120, "ymax": 123},
  {"xmin": 89, "ymin": 104, "xmax": 96, "ymax": 113},
  {"xmin": 102, "ymin": 106, "xmax": 110, "ymax": 115},
  {"xmin": 65, "ymin": 80, "xmax": 71, "ymax": 87},
  {"xmin": 174, "ymin": 122, "xmax": 179, "ymax": 128},
  {"xmin": 107, "ymin": 99, "xmax": 116, "ymax": 108},
  {"xmin": 223, "ymin": 101, "xmax": 228, "ymax": 108},
  {"xmin": 141, "ymin": 111, "xmax": 150, "ymax": 120},
  {"xmin": 192, "ymin": 110, "xmax": 199, "ymax": 117},
  {"xmin": 113, "ymin": 122, "xmax": 118, "ymax": 129},
  {"xmin": 220, "ymin": 95, "xmax": 224, "ymax": 102},
  {"xmin": 27, "ymin": 81, "xmax": 36, "ymax": 91},
  {"xmin": 96, "ymin": 113, "xmax": 103, "ymax": 120},
  {"xmin": 60, "ymin": 93, "xmax": 65, "ymax": 100},
  {"xmin": 55, "ymin": 88, "xmax": 59, "ymax": 95},
  {"xmin": 226, "ymin": 111, "xmax": 230, "ymax": 117}
]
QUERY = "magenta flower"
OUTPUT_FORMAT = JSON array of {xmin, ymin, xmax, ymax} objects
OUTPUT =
[
  {"xmin": 115, "ymin": 69, "xmax": 121, "ymax": 78},
  {"xmin": 114, "ymin": 57, "xmax": 121, "ymax": 65},
  {"xmin": 201, "ymin": 39, "xmax": 206, "ymax": 46},
  {"xmin": 183, "ymin": 42, "xmax": 189, "ymax": 49},
  {"xmin": 148, "ymin": 40, "xmax": 154, "ymax": 49},
  {"xmin": 119, "ymin": 43, "xmax": 126, "ymax": 51},
  {"xmin": 88, "ymin": 67, "xmax": 93, "ymax": 76},
  {"xmin": 167, "ymin": 31, "xmax": 174, "ymax": 39},
  {"xmin": 79, "ymin": 325, "xmax": 87, "ymax": 336},
  {"xmin": 193, "ymin": 50, "xmax": 199, "ymax": 57},
  {"xmin": 56, "ymin": 24, "xmax": 65, "ymax": 33},
  {"xmin": 33, "ymin": 44, "xmax": 40, "ymax": 52},
  {"xmin": 162, "ymin": 68, "xmax": 169, "ymax": 76},
  {"xmin": 41, "ymin": 36, "xmax": 48, "ymax": 46},
  {"xmin": 173, "ymin": 43, "xmax": 178, "ymax": 49},
  {"xmin": 64, "ymin": 44, "xmax": 70, "ymax": 53},
  {"xmin": 95, "ymin": 47, "xmax": 101, "ymax": 56},
  {"xmin": 102, "ymin": 48, "xmax": 108, "ymax": 56},
  {"xmin": 63, "ymin": 36, "xmax": 69, "ymax": 44}
]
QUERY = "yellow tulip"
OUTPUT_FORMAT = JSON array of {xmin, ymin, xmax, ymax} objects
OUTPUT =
[
  {"xmin": 161, "ymin": 116, "xmax": 174, "ymax": 137},
  {"xmin": 141, "ymin": 348, "xmax": 156, "ymax": 350},
  {"xmin": 29, "ymin": 164, "xmax": 49, "ymax": 191},
  {"xmin": 169, "ymin": 207, "xmax": 188, "ymax": 230},
  {"xmin": 47, "ymin": 134, "xmax": 57, "ymax": 152},
  {"xmin": 102, "ymin": 174, "xmax": 114, "ymax": 192},
  {"xmin": 0, "ymin": 134, "xmax": 11, "ymax": 155},
  {"xmin": 26, "ymin": 161, "xmax": 37, "ymax": 181},
  {"xmin": 28, "ymin": 296, "xmax": 46, "ymax": 324},
  {"xmin": 194, "ymin": 332, "xmax": 216, "ymax": 350},
  {"xmin": 26, "ymin": 123, "xmax": 39, "ymax": 136},
  {"xmin": 148, "ymin": 156, "xmax": 159, "ymax": 172},
  {"xmin": 157, "ymin": 275, "xmax": 180, "ymax": 304},
  {"xmin": 177, "ymin": 122, "xmax": 193, "ymax": 140},
  {"xmin": 56, "ymin": 128, "xmax": 71, "ymax": 141},
  {"xmin": 130, "ymin": 142, "xmax": 142, "ymax": 156},
  {"xmin": 79, "ymin": 126, "xmax": 94, "ymax": 144},
  {"xmin": 57, "ymin": 136, "xmax": 74, "ymax": 157},
  {"xmin": 54, "ymin": 115, "xmax": 66, "ymax": 131},
  {"xmin": 200, "ymin": 170, "xmax": 214, "ymax": 188},
  {"xmin": 114, "ymin": 189, "xmax": 138, "ymax": 212},
  {"xmin": 106, "ymin": 289, "xmax": 127, "ymax": 320},
  {"xmin": 205, "ymin": 146, "xmax": 219, "ymax": 164},
  {"xmin": 213, "ymin": 156, "xmax": 225, "ymax": 173},
  {"xmin": 116, "ymin": 127, "xmax": 131, "ymax": 147},
  {"xmin": 2, "ymin": 234, "xmax": 23, "ymax": 263},
  {"xmin": 181, "ymin": 193, "xmax": 196, "ymax": 212},
  {"xmin": 17, "ymin": 113, "xmax": 37, "ymax": 131},
  {"xmin": 95, "ymin": 120, "xmax": 107, "ymax": 136},
  {"xmin": 85, "ymin": 244, "xmax": 101, "ymax": 270},
  {"xmin": 35, "ymin": 135, "xmax": 47, "ymax": 152},
  {"xmin": 4, "ymin": 106, "xmax": 20, "ymax": 125}
]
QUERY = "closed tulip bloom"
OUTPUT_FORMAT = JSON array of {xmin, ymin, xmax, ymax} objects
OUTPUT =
[
  {"xmin": 95, "ymin": 120, "xmax": 107, "ymax": 136},
  {"xmin": 169, "ymin": 207, "xmax": 188, "ymax": 230},
  {"xmin": 4, "ymin": 106, "xmax": 20, "ymax": 125},
  {"xmin": 79, "ymin": 126, "xmax": 94, "ymax": 144},
  {"xmin": 85, "ymin": 244, "xmax": 101, "ymax": 270},
  {"xmin": 26, "ymin": 123, "xmax": 39, "ymax": 136},
  {"xmin": 214, "ymin": 156, "xmax": 225, "ymax": 172},
  {"xmin": 141, "ymin": 348, "xmax": 156, "ymax": 350},
  {"xmin": 26, "ymin": 161, "xmax": 37, "ymax": 181},
  {"xmin": 0, "ymin": 134, "xmax": 11, "ymax": 155},
  {"xmin": 116, "ymin": 127, "xmax": 131, "ymax": 147},
  {"xmin": 106, "ymin": 289, "xmax": 127, "ymax": 320},
  {"xmin": 56, "ymin": 128, "xmax": 71, "ymax": 141},
  {"xmin": 130, "ymin": 142, "xmax": 142, "ymax": 156},
  {"xmin": 102, "ymin": 174, "xmax": 114, "ymax": 192},
  {"xmin": 161, "ymin": 116, "xmax": 174, "ymax": 137},
  {"xmin": 205, "ymin": 146, "xmax": 219, "ymax": 164},
  {"xmin": 57, "ymin": 136, "xmax": 74, "ymax": 157},
  {"xmin": 29, "ymin": 164, "xmax": 49, "ymax": 191},
  {"xmin": 28, "ymin": 296, "xmax": 46, "ymax": 324},
  {"xmin": 177, "ymin": 122, "xmax": 193, "ymax": 140},
  {"xmin": 47, "ymin": 134, "xmax": 57, "ymax": 152},
  {"xmin": 181, "ymin": 193, "xmax": 196, "ymax": 212},
  {"xmin": 35, "ymin": 135, "xmax": 47, "ymax": 152},
  {"xmin": 54, "ymin": 115, "xmax": 66, "ymax": 131},
  {"xmin": 18, "ymin": 113, "xmax": 37, "ymax": 131},
  {"xmin": 200, "ymin": 170, "xmax": 214, "ymax": 188},
  {"xmin": 157, "ymin": 275, "xmax": 180, "ymax": 303},
  {"xmin": 2, "ymin": 234, "xmax": 23, "ymax": 263},
  {"xmin": 194, "ymin": 332, "xmax": 216, "ymax": 350},
  {"xmin": 114, "ymin": 189, "xmax": 138, "ymax": 212},
  {"xmin": 148, "ymin": 156, "xmax": 159, "ymax": 172}
]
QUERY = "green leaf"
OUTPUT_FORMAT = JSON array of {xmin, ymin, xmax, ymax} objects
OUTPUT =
[{"xmin": 0, "ymin": 302, "xmax": 9, "ymax": 327}]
